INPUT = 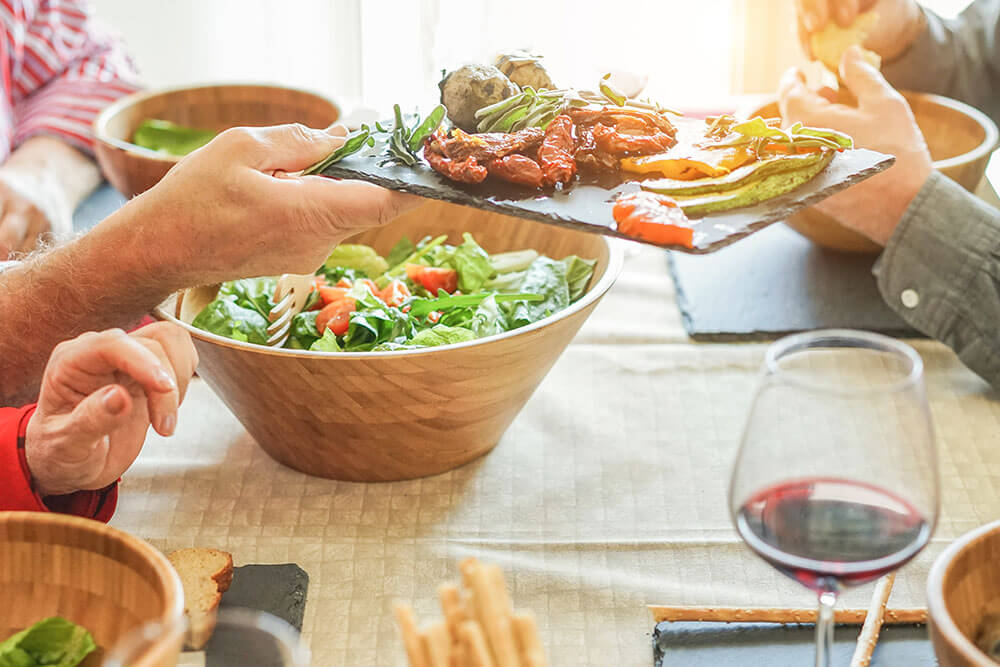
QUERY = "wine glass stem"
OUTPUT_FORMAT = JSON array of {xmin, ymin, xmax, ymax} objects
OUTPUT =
[{"xmin": 815, "ymin": 590, "xmax": 837, "ymax": 667}]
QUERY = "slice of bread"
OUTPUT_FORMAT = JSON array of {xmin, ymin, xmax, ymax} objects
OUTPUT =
[{"xmin": 167, "ymin": 548, "xmax": 234, "ymax": 650}]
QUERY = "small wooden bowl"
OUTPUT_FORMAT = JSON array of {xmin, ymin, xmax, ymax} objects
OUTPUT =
[
  {"xmin": 928, "ymin": 519, "xmax": 1000, "ymax": 666},
  {"xmin": 746, "ymin": 92, "xmax": 999, "ymax": 253},
  {"xmin": 155, "ymin": 200, "xmax": 623, "ymax": 482},
  {"xmin": 0, "ymin": 512, "xmax": 184, "ymax": 666},
  {"xmin": 93, "ymin": 84, "xmax": 340, "ymax": 197}
]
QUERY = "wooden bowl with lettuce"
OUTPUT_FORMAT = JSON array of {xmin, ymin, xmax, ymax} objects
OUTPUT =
[
  {"xmin": 155, "ymin": 199, "xmax": 623, "ymax": 482},
  {"xmin": 93, "ymin": 84, "xmax": 339, "ymax": 197},
  {"xmin": 0, "ymin": 512, "xmax": 184, "ymax": 666}
]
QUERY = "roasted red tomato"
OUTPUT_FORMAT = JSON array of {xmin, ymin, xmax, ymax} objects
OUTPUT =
[{"xmin": 612, "ymin": 191, "xmax": 695, "ymax": 248}]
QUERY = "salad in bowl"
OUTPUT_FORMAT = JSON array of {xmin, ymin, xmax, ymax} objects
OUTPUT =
[{"xmin": 192, "ymin": 233, "xmax": 596, "ymax": 352}]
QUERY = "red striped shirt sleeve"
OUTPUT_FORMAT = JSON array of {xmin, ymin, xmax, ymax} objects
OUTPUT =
[
  {"xmin": 5, "ymin": 0, "xmax": 141, "ymax": 154},
  {"xmin": 0, "ymin": 404, "xmax": 118, "ymax": 521}
]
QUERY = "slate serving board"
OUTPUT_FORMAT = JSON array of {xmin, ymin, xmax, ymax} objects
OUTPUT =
[
  {"xmin": 319, "ymin": 126, "xmax": 893, "ymax": 254},
  {"xmin": 653, "ymin": 621, "xmax": 936, "ymax": 666},
  {"xmin": 667, "ymin": 223, "xmax": 921, "ymax": 340},
  {"xmin": 182, "ymin": 563, "xmax": 309, "ymax": 667}
]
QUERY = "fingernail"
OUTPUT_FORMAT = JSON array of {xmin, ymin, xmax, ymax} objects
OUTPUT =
[
  {"xmin": 160, "ymin": 413, "xmax": 176, "ymax": 436},
  {"xmin": 836, "ymin": 5, "xmax": 853, "ymax": 25},
  {"xmin": 102, "ymin": 386, "xmax": 127, "ymax": 414},
  {"xmin": 155, "ymin": 369, "xmax": 176, "ymax": 391},
  {"xmin": 804, "ymin": 12, "xmax": 819, "ymax": 31}
]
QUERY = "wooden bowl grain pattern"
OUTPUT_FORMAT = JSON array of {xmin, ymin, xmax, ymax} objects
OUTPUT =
[
  {"xmin": 746, "ymin": 92, "xmax": 999, "ymax": 253},
  {"xmin": 0, "ymin": 512, "xmax": 184, "ymax": 667},
  {"xmin": 928, "ymin": 519, "xmax": 1000, "ymax": 667},
  {"xmin": 155, "ymin": 200, "xmax": 623, "ymax": 482},
  {"xmin": 93, "ymin": 84, "xmax": 340, "ymax": 198}
]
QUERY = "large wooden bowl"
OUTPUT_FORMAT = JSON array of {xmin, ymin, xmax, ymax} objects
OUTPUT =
[
  {"xmin": 746, "ymin": 92, "xmax": 999, "ymax": 253},
  {"xmin": 93, "ymin": 84, "xmax": 339, "ymax": 198},
  {"xmin": 0, "ymin": 512, "xmax": 184, "ymax": 667},
  {"xmin": 155, "ymin": 200, "xmax": 623, "ymax": 482},
  {"xmin": 928, "ymin": 519, "xmax": 1000, "ymax": 666}
]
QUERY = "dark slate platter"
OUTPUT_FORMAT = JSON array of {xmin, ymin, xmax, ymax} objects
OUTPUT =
[
  {"xmin": 183, "ymin": 563, "xmax": 309, "ymax": 665},
  {"xmin": 319, "ymin": 125, "xmax": 893, "ymax": 254},
  {"xmin": 667, "ymin": 223, "xmax": 922, "ymax": 341},
  {"xmin": 653, "ymin": 621, "xmax": 936, "ymax": 666}
]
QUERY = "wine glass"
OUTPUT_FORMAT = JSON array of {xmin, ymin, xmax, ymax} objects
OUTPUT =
[
  {"xmin": 104, "ymin": 608, "xmax": 309, "ymax": 666},
  {"xmin": 728, "ymin": 329, "xmax": 938, "ymax": 667}
]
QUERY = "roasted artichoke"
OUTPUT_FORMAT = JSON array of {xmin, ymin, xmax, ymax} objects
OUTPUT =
[
  {"xmin": 439, "ymin": 64, "xmax": 519, "ymax": 132},
  {"xmin": 495, "ymin": 51, "xmax": 553, "ymax": 91}
]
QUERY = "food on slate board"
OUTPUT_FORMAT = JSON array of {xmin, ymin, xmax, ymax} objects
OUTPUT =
[
  {"xmin": 394, "ymin": 558, "xmax": 547, "ymax": 667},
  {"xmin": 192, "ymin": 234, "xmax": 596, "ymax": 352},
  {"xmin": 167, "ymin": 547, "xmax": 234, "ymax": 650},
  {"xmin": 303, "ymin": 50, "xmax": 857, "ymax": 248}
]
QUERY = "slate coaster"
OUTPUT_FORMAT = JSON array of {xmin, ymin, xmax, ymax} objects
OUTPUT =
[
  {"xmin": 653, "ymin": 621, "xmax": 936, "ymax": 666},
  {"xmin": 667, "ymin": 223, "xmax": 921, "ymax": 341},
  {"xmin": 320, "ymin": 120, "xmax": 893, "ymax": 254},
  {"xmin": 185, "ymin": 564, "xmax": 309, "ymax": 667}
]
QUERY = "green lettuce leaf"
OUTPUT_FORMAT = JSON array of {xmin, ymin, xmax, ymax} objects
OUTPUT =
[
  {"xmin": 0, "ymin": 617, "xmax": 96, "ymax": 667},
  {"xmin": 560, "ymin": 255, "xmax": 596, "ymax": 302},
  {"xmin": 132, "ymin": 119, "xmax": 216, "ymax": 156},
  {"xmin": 489, "ymin": 249, "xmax": 538, "ymax": 275},
  {"xmin": 449, "ymin": 233, "xmax": 495, "ymax": 292},
  {"xmin": 408, "ymin": 325, "xmax": 477, "ymax": 347},
  {"xmin": 507, "ymin": 257, "xmax": 570, "ymax": 328},
  {"xmin": 287, "ymin": 311, "xmax": 320, "ymax": 349},
  {"xmin": 192, "ymin": 299, "xmax": 270, "ymax": 345},
  {"xmin": 218, "ymin": 277, "xmax": 277, "ymax": 318},
  {"xmin": 386, "ymin": 237, "xmax": 416, "ymax": 267},
  {"xmin": 309, "ymin": 327, "xmax": 342, "ymax": 352},
  {"xmin": 324, "ymin": 244, "xmax": 389, "ymax": 278},
  {"xmin": 470, "ymin": 295, "xmax": 508, "ymax": 338}
]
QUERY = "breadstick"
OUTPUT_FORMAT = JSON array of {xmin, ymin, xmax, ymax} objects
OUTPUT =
[
  {"xmin": 513, "ymin": 611, "xmax": 546, "ymax": 667},
  {"xmin": 395, "ymin": 603, "xmax": 429, "ymax": 667},
  {"xmin": 460, "ymin": 620, "xmax": 496, "ymax": 667},
  {"xmin": 648, "ymin": 605, "xmax": 926, "ymax": 625},
  {"xmin": 469, "ymin": 564, "xmax": 519, "ymax": 667},
  {"xmin": 850, "ymin": 574, "xmax": 896, "ymax": 667},
  {"xmin": 422, "ymin": 620, "xmax": 453, "ymax": 667},
  {"xmin": 439, "ymin": 583, "xmax": 469, "ymax": 643}
]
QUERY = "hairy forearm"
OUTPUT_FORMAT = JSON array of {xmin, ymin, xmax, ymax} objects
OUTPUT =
[{"xmin": 0, "ymin": 198, "xmax": 181, "ymax": 405}]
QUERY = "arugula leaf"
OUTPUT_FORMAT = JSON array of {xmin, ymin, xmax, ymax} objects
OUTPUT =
[
  {"xmin": 192, "ymin": 299, "xmax": 270, "ymax": 345},
  {"xmin": 449, "ymin": 233, "xmax": 495, "ymax": 292},
  {"xmin": 0, "ymin": 617, "xmax": 97, "ymax": 667},
  {"xmin": 341, "ymin": 284, "xmax": 415, "ymax": 351},
  {"xmin": 324, "ymin": 244, "xmax": 389, "ymax": 278},
  {"xmin": 309, "ymin": 327, "xmax": 342, "ymax": 352},
  {"xmin": 408, "ymin": 325, "xmax": 477, "ymax": 347},
  {"xmin": 386, "ymin": 237, "xmax": 416, "ymax": 267},
  {"xmin": 560, "ymin": 255, "xmax": 597, "ymax": 302},
  {"xmin": 287, "ymin": 311, "xmax": 320, "ymax": 350},
  {"xmin": 507, "ymin": 257, "xmax": 570, "ymax": 329},
  {"xmin": 218, "ymin": 277, "xmax": 277, "ymax": 318}
]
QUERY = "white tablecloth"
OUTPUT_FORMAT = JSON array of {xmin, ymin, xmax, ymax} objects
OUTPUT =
[{"xmin": 113, "ymin": 243, "xmax": 1000, "ymax": 666}]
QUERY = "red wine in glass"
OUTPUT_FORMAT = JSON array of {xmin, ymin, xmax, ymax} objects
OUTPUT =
[{"xmin": 735, "ymin": 477, "xmax": 931, "ymax": 592}]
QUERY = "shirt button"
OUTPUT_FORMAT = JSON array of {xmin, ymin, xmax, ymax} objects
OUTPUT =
[{"xmin": 901, "ymin": 289, "xmax": 920, "ymax": 309}]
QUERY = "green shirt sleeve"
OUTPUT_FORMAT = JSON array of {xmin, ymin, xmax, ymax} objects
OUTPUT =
[
  {"xmin": 882, "ymin": 0, "xmax": 1000, "ymax": 124},
  {"xmin": 873, "ymin": 171, "xmax": 1000, "ymax": 387}
]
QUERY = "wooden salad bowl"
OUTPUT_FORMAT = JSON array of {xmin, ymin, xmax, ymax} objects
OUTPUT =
[
  {"xmin": 928, "ymin": 519, "xmax": 1000, "ymax": 666},
  {"xmin": 0, "ymin": 512, "xmax": 184, "ymax": 667},
  {"xmin": 155, "ymin": 199, "xmax": 623, "ymax": 482},
  {"xmin": 93, "ymin": 84, "xmax": 340, "ymax": 197},
  {"xmin": 746, "ymin": 92, "xmax": 999, "ymax": 253}
]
